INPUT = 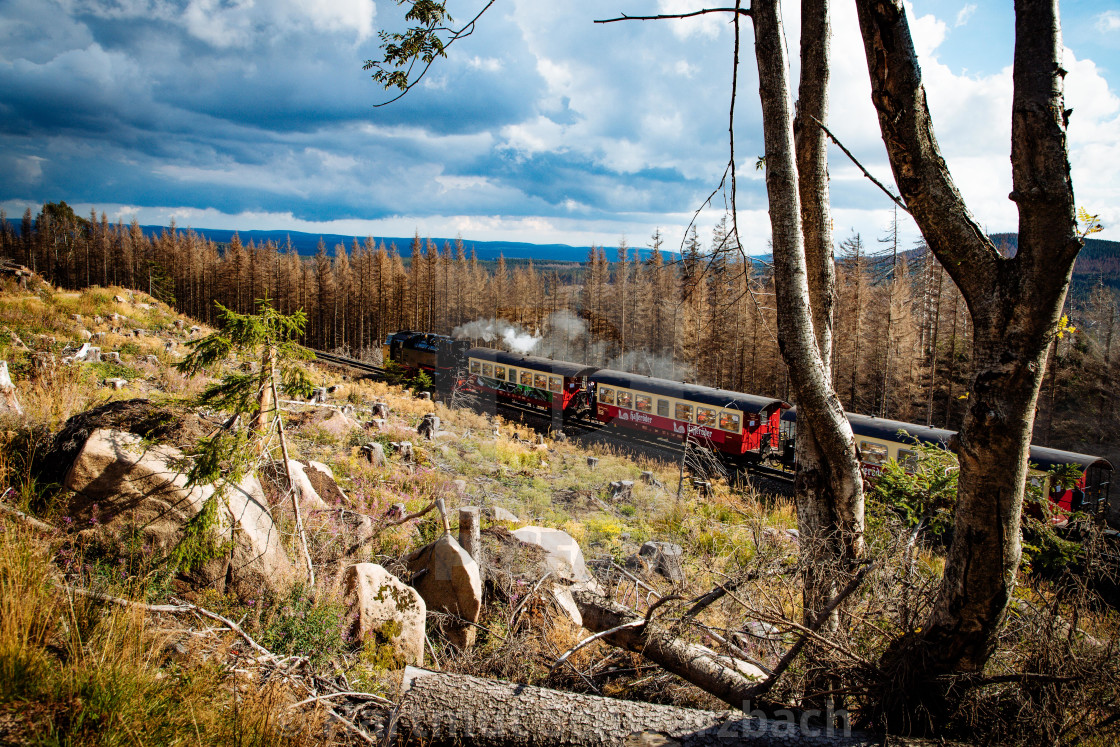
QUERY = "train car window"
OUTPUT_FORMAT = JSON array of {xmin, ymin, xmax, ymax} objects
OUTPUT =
[
  {"xmin": 675, "ymin": 403, "xmax": 693, "ymax": 422},
  {"xmin": 482, "ymin": 363, "xmax": 493, "ymax": 378},
  {"xmin": 696, "ymin": 407, "xmax": 716, "ymax": 426},
  {"xmin": 495, "ymin": 365, "xmax": 506, "ymax": 381},
  {"xmin": 635, "ymin": 394, "xmax": 652, "ymax": 413},
  {"xmin": 599, "ymin": 387, "xmax": 615, "ymax": 404},
  {"xmin": 617, "ymin": 390, "xmax": 633, "ymax": 409},
  {"xmin": 534, "ymin": 373, "xmax": 548, "ymax": 389},
  {"xmin": 897, "ymin": 449, "xmax": 919, "ymax": 473},
  {"xmin": 657, "ymin": 399, "xmax": 670, "ymax": 417},
  {"xmin": 548, "ymin": 376, "xmax": 562, "ymax": 393},
  {"xmin": 718, "ymin": 411, "xmax": 741, "ymax": 432},
  {"xmin": 520, "ymin": 371, "xmax": 533, "ymax": 386},
  {"xmin": 860, "ymin": 441, "xmax": 888, "ymax": 466},
  {"xmin": 469, "ymin": 360, "xmax": 481, "ymax": 374}
]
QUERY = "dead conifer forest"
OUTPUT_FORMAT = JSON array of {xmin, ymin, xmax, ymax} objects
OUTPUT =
[{"xmin": 3, "ymin": 205, "xmax": 1117, "ymax": 466}]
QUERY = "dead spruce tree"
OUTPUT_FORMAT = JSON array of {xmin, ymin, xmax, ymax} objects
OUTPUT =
[
  {"xmin": 853, "ymin": 0, "xmax": 1086, "ymax": 723},
  {"xmin": 176, "ymin": 299, "xmax": 317, "ymax": 587}
]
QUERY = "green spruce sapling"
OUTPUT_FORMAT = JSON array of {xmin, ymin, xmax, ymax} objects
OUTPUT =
[{"xmin": 175, "ymin": 299, "xmax": 317, "ymax": 587}]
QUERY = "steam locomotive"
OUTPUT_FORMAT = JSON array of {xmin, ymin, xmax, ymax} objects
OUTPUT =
[{"xmin": 383, "ymin": 330, "xmax": 1115, "ymax": 524}]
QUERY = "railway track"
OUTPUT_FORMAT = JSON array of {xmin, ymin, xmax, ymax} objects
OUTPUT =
[
  {"xmin": 309, "ymin": 349, "xmax": 386, "ymax": 377},
  {"xmin": 307, "ymin": 347, "xmax": 795, "ymax": 490}
]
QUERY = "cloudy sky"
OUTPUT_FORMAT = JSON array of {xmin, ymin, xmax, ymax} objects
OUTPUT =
[{"xmin": 2, "ymin": 0, "xmax": 1118, "ymax": 254}]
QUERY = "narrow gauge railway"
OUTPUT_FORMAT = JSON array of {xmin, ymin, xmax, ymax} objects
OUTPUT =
[{"xmin": 311, "ymin": 331, "xmax": 1115, "ymax": 526}]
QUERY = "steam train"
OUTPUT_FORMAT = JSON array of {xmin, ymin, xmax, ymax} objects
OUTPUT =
[{"xmin": 382, "ymin": 330, "xmax": 1115, "ymax": 524}]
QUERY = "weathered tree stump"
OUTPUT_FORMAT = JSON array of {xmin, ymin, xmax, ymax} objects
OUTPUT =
[{"xmin": 608, "ymin": 480, "xmax": 634, "ymax": 502}]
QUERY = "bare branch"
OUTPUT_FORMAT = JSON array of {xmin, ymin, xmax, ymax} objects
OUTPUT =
[
  {"xmin": 809, "ymin": 115, "xmax": 909, "ymax": 214},
  {"xmin": 595, "ymin": 7, "xmax": 751, "ymax": 24}
]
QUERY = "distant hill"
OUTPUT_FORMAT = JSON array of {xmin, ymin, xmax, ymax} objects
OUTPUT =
[
  {"xmin": 135, "ymin": 226, "xmax": 674, "ymax": 264},
  {"xmin": 989, "ymin": 233, "xmax": 1120, "ymax": 303}
]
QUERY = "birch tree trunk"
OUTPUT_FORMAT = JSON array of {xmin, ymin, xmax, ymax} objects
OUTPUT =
[
  {"xmin": 752, "ymin": 0, "xmax": 865, "ymax": 629},
  {"xmin": 854, "ymin": 0, "xmax": 1081, "ymax": 713}
]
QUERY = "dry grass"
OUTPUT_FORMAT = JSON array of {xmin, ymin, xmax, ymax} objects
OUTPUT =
[{"xmin": 0, "ymin": 521, "xmax": 329, "ymax": 746}]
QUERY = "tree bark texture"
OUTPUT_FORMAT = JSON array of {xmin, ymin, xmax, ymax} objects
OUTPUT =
[
  {"xmin": 854, "ymin": 0, "xmax": 1080, "ymax": 677},
  {"xmin": 386, "ymin": 667, "xmax": 949, "ymax": 747},
  {"xmin": 572, "ymin": 589, "xmax": 758, "ymax": 710},
  {"xmin": 752, "ymin": 0, "xmax": 865, "ymax": 625}
]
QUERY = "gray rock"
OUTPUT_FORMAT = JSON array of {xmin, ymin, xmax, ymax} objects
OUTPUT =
[
  {"xmin": 104, "ymin": 378, "xmax": 128, "ymax": 390},
  {"xmin": 113, "ymin": 294, "xmax": 127, "ymax": 303},
  {"xmin": 404, "ymin": 534, "xmax": 482, "ymax": 648},
  {"xmin": 74, "ymin": 344, "xmax": 101, "ymax": 363},
  {"xmin": 64, "ymin": 429, "xmax": 296, "ymax": 597},
  {"xmin": 484, "ymin": 505, "xmax": 521, "ymax": 524},
  {"xmin": 512, "ymin": 526, "xmax": 595, "ymax": 585},
  {"xmin": 416, "ymin": 391, "xmax": 431, "ymax": 401},
  {"xmin": 79, "ymin": 329, "xmax": 92, "ymax": 341},
  {"xmin": 0, "ymin": 361, "xmax": 23, "ymax": 416}
]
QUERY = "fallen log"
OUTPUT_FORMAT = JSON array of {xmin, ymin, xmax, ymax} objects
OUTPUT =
[
  {"xmin": 385, "ymin": 666, "xmax": 950, "ymax": 746},
  {"xmin": 572, "ymin": 588, "xmax": 761, "ymax": 710}
]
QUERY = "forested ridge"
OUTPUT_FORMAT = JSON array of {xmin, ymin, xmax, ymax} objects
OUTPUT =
[{"xmin": 2, "ymin": 202, "xmax": 1116, "ymax": 461}]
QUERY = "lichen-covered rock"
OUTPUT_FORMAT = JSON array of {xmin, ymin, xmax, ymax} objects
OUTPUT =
[
  {"xmin": 63, "ymin": 429, "xmax": 296, "ymax": 597},
  {"xmin": 405, "ymin": 534, "xmax": 482, "ymax": 647},
  {"xmin": 342, "ymin": 563, "xmax": 425, "ymax": 667}
]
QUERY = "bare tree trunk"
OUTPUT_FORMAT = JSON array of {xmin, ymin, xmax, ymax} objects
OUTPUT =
[
  {"xmin": 387, "ymin": 667, "xmax": 949, "ymax": 747},
  {"xmin": 753, "ymin": 0, "xmax": 865, "ymax": 631},
  {"xmin": 855, "ymin": 0, "xmax": 1081, "ymax": 712},
  {"xmin": 269, "ymin": 351, "xmax": 315, "ymax": 588},
  {"xmin": 572, "ymin": 589, "xmax": 759, "ymax": 710}
]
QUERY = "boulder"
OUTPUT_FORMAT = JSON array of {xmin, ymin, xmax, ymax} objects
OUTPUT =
[
  {"xmin": 0, "ymin": 361, "xmax": 24, "ymax": 416},
  {"xmin": 283, "ymin": 459, "xmax": 329, "ymax": 510},
  {"xmin": 113, "ymin": 294, "xmax": 127, "ymax": 303},
  {"xmin": 312, "ymin": 409, "xmax": 360, "ymax": 438},
  {"xmin": 79, "ymin": 329, "xmax": 92, "ymax": 341},
  {"xmin": 74, "ymin": 343, "xmax": 101, "ymax": 363},
  {"xmin": 404, "ymin": 534, "xmax": 482, "ymax": 647},
  {"xmin": 341, "ymin": 563, "xmax": 426, "ymax": 667},
  {"xmin": 302, "ymin": 460, "xmax": 348, "ymax": 505},
  {"xmin": 512, "ymin": 526, "xmax": 595, "ymax": 585},
  {"xmin": 484, "ymin": 505, "xmax": 521, "ymax": 524},
  {"xmin": 63, "ymin": 429, "xmax": 296, "ymax": 597},
  {"xmin": 104, "ymin": 378, "xmax": 128, "ymax": 391},
  {"xmin": 550, "ymin": 585, "xmax": 583, "ymax": 627},
  {"xmin": 638, "ymin": 541, "xmax": 685, "ymax": 583}
]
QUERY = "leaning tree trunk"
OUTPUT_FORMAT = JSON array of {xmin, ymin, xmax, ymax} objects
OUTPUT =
[
  {"xmin": 384, "ymin": 667, "xmax": 951, "ymax": 747},
  {"xmin": 854, "ymin": 0, "xmax": 1081, "ymax": 710},
  {"xmin": 752, "ymin": 0, "xmax": 865, "ymax": 629}
]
